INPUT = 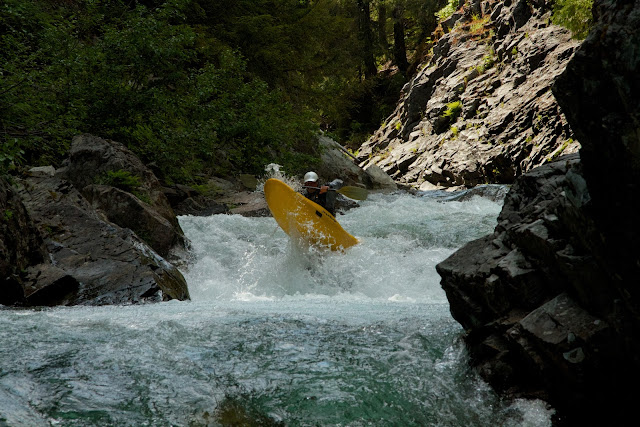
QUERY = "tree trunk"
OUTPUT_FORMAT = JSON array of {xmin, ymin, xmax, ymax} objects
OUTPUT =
[
  {"xmin": 392, "ymin": 5, "xmax": 408, "ymax": 76},
  {"xmin": 357, "ymin": 0, "xmax": 377, "ymax": 78},
  {"xmin": 377, "ymin": 1, "xmax": 389, "ymax": 57}
]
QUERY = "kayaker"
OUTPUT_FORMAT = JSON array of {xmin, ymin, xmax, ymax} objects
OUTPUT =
[{"xmin": 302, "ymin": 171, "xmax": 342, "ymax": 216}]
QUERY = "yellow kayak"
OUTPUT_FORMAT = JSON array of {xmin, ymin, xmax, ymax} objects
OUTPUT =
[{"xmin": 264, "ymin": 178, "xmax": 358, "ymax": 251}]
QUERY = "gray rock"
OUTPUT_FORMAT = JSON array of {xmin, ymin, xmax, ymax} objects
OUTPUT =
[
  {"xmin": 317, "ymin": 135, "xmax": 396, "ymax": 190},
  {"xmin": 0, "ymin": 178, "xmax": 47, "ymax": 305},
  {"xmin": 62, "ymin": 134, "xmax": 185, "ymax": 257},
  {"xmin": 357, "ymin": 0, "xmax": 580, "ymax": 189},
  {"xmin": 28, "ymin": 165, "xmax": 55, "ymax": 176},
  {"xmin": 83, "ymin": 184, "xmax": 180, "ymax": 257},
  {"xmin": 14, "ymin": 173, "xmax": 190, "ymax": 306},
  {"xmin": 218, "ymin": 191, "xmax": 270, "ymax": 217},
  {"xmin": 438, "ymin": 148, "xmax": 638, "ymax": 423}
]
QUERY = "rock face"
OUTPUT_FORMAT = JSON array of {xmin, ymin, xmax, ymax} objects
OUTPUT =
[
  {"xmin": 1, "ymin": 135, "xmax": 191, "ymax": 307},
  {"xmin": 553, "ymin": 0, "xmax": 640, "ymax": 310},
  {"xmin": 61, "ymin": 134, "xmax": 186, "ymax": 258},
  {"xmin": 436, "ymin": 0, "xmax": 640, "ymax": 424},
  {"xmin": 0, "ymin": 178, "xmax": 47, "ymax": 305},
  {"xmin": 357, "ymin": 0, "xmax": 580, "ymax": 189}
]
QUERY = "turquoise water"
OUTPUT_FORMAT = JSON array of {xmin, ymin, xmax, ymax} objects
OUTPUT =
[{"xmin": 0, "ymin": 191, "xmax": 555, "ymax": 426}]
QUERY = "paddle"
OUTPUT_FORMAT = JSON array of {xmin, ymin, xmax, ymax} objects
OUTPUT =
[{"xmin": 304, "ymin": 185, "xmax": 368, "ymax": 201}]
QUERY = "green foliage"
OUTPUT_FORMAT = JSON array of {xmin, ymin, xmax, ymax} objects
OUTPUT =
[
  {"xmin": 0, "ymin": 139, "xmax": 24, "ymax": 174},
  {"xmin": 436, "ymin": 0, "xmax": 459, "ymax": 21},
  {"xmin": 3, "ymin": 209, "xmax": 14, "ymax": 222},
  {"xmin": 0, "ymin": 0, "xmax": 319, "ymax": 182},
  {"xmin": 442, "ymin": 101, "xmax": 463, "ymax": 120},
  {"xmin": 1, "ymin": 0, "xmax": 451, "ymax": 182},
  {"xmin": 99, "ymin": 170, "xmax": 142, "ymax": 193},
  {"xmin": 548, "ymin": 138, "xmax": 572, "ymax": 161},
  {"xmin": 475, "ymin": 51, "xmax": 496, "ymax": 74},
  {"xmin": 98, "ymin": 169, "xmax": 154, "ymax": 203},
  {"xmin": 552, "ymin": 0, "xmax": 594, "ymax": 39},
  {"xmin": 469, "ymin": 14, "xmax": 490, "ymax": 34}
]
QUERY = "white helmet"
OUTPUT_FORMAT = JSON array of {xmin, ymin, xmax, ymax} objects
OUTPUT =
[{"xmin": 304, "ymin": 171, "xmax": 319, "ymax": 183}]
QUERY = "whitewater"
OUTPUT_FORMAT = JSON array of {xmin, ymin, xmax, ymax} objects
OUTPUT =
[{"xmin": 0, "ymin": 189, "xmax": 555, "ymax": 426}]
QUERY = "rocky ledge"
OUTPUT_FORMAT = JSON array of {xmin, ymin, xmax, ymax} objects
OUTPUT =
[
  {"xmin": 1, "ymin": 135, "xmax": 190, "ymax": 306},
  {"xmin": 436, "ymin": 0, "xmax": 640, "ymax": 424}
]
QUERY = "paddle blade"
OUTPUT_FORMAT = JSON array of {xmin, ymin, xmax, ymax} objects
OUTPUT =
[{"xmin": 337, "ymin": 186, "xmax": 368, "ymax": 201}]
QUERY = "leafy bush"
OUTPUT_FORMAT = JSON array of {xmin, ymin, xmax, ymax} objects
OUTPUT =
[
  {"xmin": 436, "ymin": 0, "xmax": 460, "ymax": 21},
  {"xmin": 552, "ymin": 0, "xmax": 594, "ymax": 39},
  {"xmin": 0, "ymin": 0, "xmax": 318, "ymax": 182},
  {"xmin": 99, "ymin": 170, "xmax": 142, "ymax": 193},
  {"xmin": 0, "ymin": 140, "xmax": 24, "ymax": 174}
]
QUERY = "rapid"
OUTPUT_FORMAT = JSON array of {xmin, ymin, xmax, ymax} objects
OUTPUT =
[{"xmin": 0, "ymin": 188, "xmax": 556, "ymax": 426}]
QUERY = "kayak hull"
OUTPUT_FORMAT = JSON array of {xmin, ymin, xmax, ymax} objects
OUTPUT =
[{"xmin": 264, "ymin": 178, "xmax": 358, "ymax": 251}]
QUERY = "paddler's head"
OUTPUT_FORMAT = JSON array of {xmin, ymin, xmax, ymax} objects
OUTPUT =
[{"xmin": 304, "ymin": 171, "xmax": 319, "ymax": 190}]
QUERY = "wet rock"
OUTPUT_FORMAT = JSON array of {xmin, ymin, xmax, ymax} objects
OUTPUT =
[
  {"xmin": 172, "ymin": 195, "xmax": 229, "ymax": 217},
  {"xmin": 61, "ymin": 134, "xmax": 186, "ymax": 257},
  {"xmin": 164, "ymin": 182, "xmax": 229, "ymax": 217},
  {"xmin": 13, "ymin": 173, "xmax": 190, "ymax": 306},
  {"xmin": 219, "ymin": 191, "xmax": 270, "ymax": 217},
  {"xmin": 436, "ymin": 153, "xmax": 631, "ymax": 421}
]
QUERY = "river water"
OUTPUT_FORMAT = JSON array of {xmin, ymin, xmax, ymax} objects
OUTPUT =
[{"xmin": 0, "ymin": 189, "xmax": 555, "ymax": 426}]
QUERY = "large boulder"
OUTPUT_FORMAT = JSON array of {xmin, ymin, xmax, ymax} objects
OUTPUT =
[
  {"xmin": 436, "ymin": 0, "xmax": 640, "ymax": 423},
  {"xmin": 13, "ymin": 170, "xmax": 190, "ymax": 306},
  {"xmin": 61, "ymin": 134, "xmax": 186, "ymax": 258},
  {"xmin": 436, "ymin": 154, "xmax": 631, "ymax": 423},
  {"xmin": 316, "ymin": 135, "xmax": 397, "ymax": 190}
]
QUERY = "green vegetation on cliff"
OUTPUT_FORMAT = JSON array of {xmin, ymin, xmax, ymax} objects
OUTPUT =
[
  {"xmin": 552, "ymin": 0, "xmax": 594, "ymax": 40},
  {"xmin": 1, "ymin": 0, "xmax": 447, "ymax": 183}
]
